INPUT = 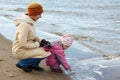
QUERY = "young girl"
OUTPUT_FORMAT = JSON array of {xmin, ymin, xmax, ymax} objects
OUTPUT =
[{"xmin": 44, "ymin": 34, "xmax": 74, "ymax": 73}]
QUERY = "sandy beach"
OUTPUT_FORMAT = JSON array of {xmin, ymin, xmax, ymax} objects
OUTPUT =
[{"xmin": 0, "ymin": 33, "xmax": 72, "ymax": 80}]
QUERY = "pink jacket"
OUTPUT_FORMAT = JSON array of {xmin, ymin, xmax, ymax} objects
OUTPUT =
[{"xmin": 44, "ymin": 41, "xmax": 70, "ymax": 70}]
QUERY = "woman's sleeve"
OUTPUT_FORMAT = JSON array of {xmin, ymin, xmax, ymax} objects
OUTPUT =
[{"xmin": 34, "ymin": 36, "xmax": 42, "ymax": 42}]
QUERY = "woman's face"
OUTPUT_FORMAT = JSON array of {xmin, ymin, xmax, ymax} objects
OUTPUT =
[{"xmin": 30, "ymin": 14, "xmax": 42, "ymax": 21}]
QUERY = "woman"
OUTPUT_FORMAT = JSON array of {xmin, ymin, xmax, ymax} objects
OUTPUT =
[{"xmin": 12, "ymin": 2, "xmax": 51, "ymax": 72}]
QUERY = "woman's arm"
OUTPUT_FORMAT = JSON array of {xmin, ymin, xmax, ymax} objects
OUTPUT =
[{"xmin": 18, "ymin": 24, "xmax": 39, "ymax": 49}]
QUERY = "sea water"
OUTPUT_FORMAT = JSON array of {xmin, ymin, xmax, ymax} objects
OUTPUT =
[
  {"xmin": 0, "ymin": 0, "xmax": 119, "ymax": 55},
  {"xmin": 0, "ymin": 0, "xmax": 120, "ymax": 80}
]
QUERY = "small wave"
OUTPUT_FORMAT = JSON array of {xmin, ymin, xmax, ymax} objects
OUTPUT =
[
  {"xmin": 49, "ymin": 32, "xmax": 106, "ymax": 44},
  {"xmin": 70, "ymin": 59, "xmax": 104, "ymax": 80},
  {"xmin": 0, "ymin": 13, "xmax": 14, "ymax": 20},
  {"xmin": 45, "ymin": 9, "xmax": 88, "ymax": 16},
  {"xmin": 0, "ymin": 7, "xmax": 25, "ymax": 12},
  {"xmin": 87, "ymin": 4, "xmax": 120, "ymax": 10},
  {"xmin": 72, "ymin": 35, "xmax": 106, "ymax": 44},
  {"xmin": 78, "ymin": 41, "xmax": 112, "ymax": 59},
  {"xmin": 10, "ymin": 8, "xmax": 26, "ymax": 12},
  {"xmin": 94, "ymin": 27, "xmax": 120, "ymax": 35},
  {"xmin": 50, "ymin": 32, "xmax": 93, "ymax": 40},
  {"xmin": 79, "ymin": 26, "xmax": 120, "ymax": 36},
  {"xmin": 50, "ymin": 32, "xmax": 64, "ymax": 36}
]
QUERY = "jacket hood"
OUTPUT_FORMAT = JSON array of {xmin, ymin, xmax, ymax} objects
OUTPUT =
[
  {"xmin": 52, "ymin": 41, "xmax": 63, "ymax": 50},
  {"xmin": 13, "ymin": 13, "xmax": 35, "ymax": 27}
]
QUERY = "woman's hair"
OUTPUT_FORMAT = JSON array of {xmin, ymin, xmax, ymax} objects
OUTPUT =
[{"xmin": 27, "ymin": 2, "xmax": 43, "ymax": 16}]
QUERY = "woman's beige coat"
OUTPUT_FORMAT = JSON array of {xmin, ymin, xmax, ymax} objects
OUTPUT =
[{"xmin": 12, "ymin": 14, "xmax": 51, "ymax": 60}]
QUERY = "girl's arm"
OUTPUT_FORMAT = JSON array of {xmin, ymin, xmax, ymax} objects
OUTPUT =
[{"xmin": 55, "ymin": 53, "xmax": 70, "ymax": 70}]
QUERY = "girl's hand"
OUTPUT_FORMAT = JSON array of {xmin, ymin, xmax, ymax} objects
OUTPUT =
[{"xmin": 66, "ymin": 68, "xmax": 76, "ymax": 75}]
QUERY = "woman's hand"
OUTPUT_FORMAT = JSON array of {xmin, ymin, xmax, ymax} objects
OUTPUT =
[{"xmin": 39, "ymin": 39, "xmax": 52, "ymax": 48}]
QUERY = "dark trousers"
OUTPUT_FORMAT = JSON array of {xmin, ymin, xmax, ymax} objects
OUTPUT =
[{"xmin": 18, "ymin": 58, "xmax": 45, "ymax": 67}]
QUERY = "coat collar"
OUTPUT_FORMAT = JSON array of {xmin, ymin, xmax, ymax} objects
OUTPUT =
[{"xmin": 21, "ymin": 13, "xmax": 36, "ymax": 25}]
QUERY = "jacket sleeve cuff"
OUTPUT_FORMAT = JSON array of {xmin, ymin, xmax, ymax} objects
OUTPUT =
[{"xmin": 35, "ymin": 42, "xmax": 40, "ymax": 47}]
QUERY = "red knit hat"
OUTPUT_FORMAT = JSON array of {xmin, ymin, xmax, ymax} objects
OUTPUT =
[{"xmin": 27, "ymin": 2, "xmax": 43, "ymax": 16}]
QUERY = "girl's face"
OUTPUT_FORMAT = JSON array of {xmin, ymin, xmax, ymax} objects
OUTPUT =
[{"xmin": 62, "ymin": 44, "xmax": 69, "ymax": 50}]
